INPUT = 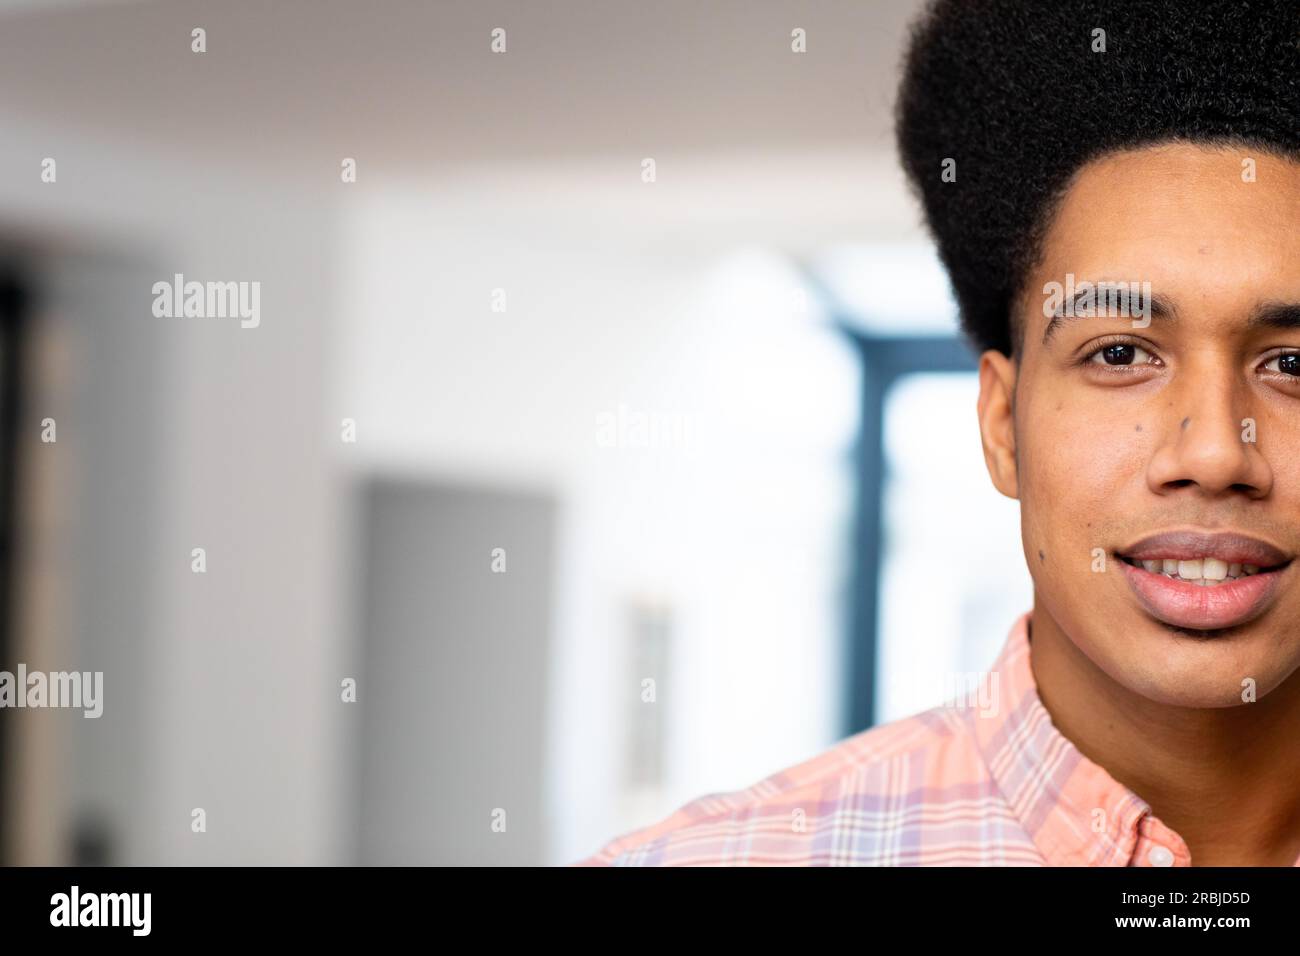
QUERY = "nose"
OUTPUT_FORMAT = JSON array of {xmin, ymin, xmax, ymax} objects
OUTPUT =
[{"xmin": 1145, "ymin": 365, "xmax": 1272, "ymax": 499}]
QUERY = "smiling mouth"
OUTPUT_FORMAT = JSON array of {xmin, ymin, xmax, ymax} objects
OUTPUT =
[
  {"xmin": 1115, "ymin": 555, "xmax": 1277, "ymax": 585},
  {"xmin": 1114, "ymin": 531, "xmax": 1293, "ymax": 631}
]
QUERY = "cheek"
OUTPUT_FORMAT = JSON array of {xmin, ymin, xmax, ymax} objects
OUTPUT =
[
  {"xmin": 1257, "ymin": 408, "xmax": 1300, "ymax": 489},
  {"xmin": 1018, "ymin": 395, "xmax": 1149, "ymax": 538}
]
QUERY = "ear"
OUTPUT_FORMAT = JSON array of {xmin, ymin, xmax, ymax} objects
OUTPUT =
[{"xmin": 976, "ymin": 349, "xmax": 1019, "ymax": 499}]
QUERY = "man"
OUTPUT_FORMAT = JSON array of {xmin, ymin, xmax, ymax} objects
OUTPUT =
[{"xmin": 579, "ymin": 0, "xmax": 1300, "ymax": 865}]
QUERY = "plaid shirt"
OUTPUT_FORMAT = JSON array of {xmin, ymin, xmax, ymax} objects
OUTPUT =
[{"xmin": 578, "ymin": 611, "xmax": 1300, "ymax": 866}]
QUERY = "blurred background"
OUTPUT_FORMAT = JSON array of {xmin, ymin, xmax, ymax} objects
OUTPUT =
[{"xmin": 0, "ymin": 0, "xmax": 1030, "ymax": 866}]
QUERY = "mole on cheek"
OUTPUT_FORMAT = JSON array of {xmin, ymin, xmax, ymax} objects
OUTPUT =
[
  {"xmin": 1135, "ymin": 424, "xmax": 1142, "ymax": 432},
  {"xmin": 1181, "ymin": 417, "xmax": 1191, "ymax": 430},
  {"xmin": 1038, "ymin": 549, "xmax": 1045, "ymax": 563}
]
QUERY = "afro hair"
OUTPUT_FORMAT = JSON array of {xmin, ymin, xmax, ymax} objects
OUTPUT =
[{"xmin": 895, "ymin": 0, "xmax": 1300, "ymax": 356}]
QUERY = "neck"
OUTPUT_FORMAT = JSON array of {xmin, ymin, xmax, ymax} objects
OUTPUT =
[{"xmin": 1028, "ymin": 601, "xmax": 1300, "ymax": 866}]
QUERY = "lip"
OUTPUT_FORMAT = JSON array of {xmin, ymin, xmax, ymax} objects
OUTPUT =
[
  {"xmin": 1116, "ymin": 531, "xmax": 1292, "ymax": 631},
  {"xmin": 1119, "ymin": 530, "xmax": 1289, "ymax": 568},
  {"xmin": 1119, "ymin": 561, "xmax": 1285, "ymax": 630}
]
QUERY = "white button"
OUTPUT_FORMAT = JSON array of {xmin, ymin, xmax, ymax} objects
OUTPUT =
[{"xmin": 1147, "ymin": 845, "xmax": 1175, "ymax": 867}]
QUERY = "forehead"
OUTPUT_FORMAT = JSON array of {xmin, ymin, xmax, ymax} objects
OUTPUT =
[{"xmin": 1026, "ymin": 143, "xmax": 1300, "ymax": 328}]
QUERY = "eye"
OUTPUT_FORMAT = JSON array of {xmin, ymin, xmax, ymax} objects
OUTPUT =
[
  {"xmin": 1086, "ymin": 341, "xmax": 1156, "ymax": 367},
  {"xmin": 1262, "ymin": 353, "xmax": 1300, "ymax": 376}
]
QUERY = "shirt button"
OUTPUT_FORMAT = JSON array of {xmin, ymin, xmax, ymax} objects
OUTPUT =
[{"xmin": 1147, "ymin": 845, "xmax": 1175, "ymax": 867}]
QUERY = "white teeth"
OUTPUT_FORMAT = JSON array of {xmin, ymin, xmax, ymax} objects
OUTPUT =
[
  {"xmin": 1131, "ymin": 555, "xmax": 1267, "ymax": 585},
  {"xmin": 1202, "ymin": 558, "xmax": 1228, "ymax": 581}
]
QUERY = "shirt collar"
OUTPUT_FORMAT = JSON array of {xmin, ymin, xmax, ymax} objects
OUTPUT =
[{"xmin": 971, "ymin": 611, "xmax": 1300, "ymax": 867}]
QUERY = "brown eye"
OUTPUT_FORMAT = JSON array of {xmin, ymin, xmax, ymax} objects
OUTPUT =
[
  {"xmin": 1088, "ymin": 343, "xmax": 1153, "ymax": 366},
  {"xmin": 1264, "ymin": 353, "xmax": 1300, "ymax": 376}
]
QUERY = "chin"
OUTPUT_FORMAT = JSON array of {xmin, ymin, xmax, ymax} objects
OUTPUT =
[
  {"xmin": 1124, "ymin": 671, "xmax": 1253, "ymax": 708},
  {"xmin": 1105, "ymin": 626, "xmax": 1294, "ymax": 707}
]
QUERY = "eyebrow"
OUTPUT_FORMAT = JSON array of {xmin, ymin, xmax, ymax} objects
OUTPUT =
[
  {"xmin": 1040, "ymin": 292, "xmax": 1300, "ymax": 346},
  {"xmin": 1247, "ymin": 302, "xmax": 1300, "ymax": 330},
  {"xmin": 1041, "ymin": 284, "xmax": 1177, "ymax": 346}
]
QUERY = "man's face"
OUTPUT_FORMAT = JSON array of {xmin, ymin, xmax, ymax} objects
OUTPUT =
[{"xmin": 983, "ymin": 142, "xmax": 1300, "ymax": 708}]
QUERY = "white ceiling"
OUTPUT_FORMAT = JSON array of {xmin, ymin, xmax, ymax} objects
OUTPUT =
[{"xmin": 0, "ymin": 0, "xmax": 927, "ymax": 173}]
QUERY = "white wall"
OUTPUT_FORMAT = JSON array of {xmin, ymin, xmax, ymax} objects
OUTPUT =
[
  {"xmin": 0, "ymin": 109, "xmax": 348, "ymax": 864},
  {"xmin": 0, "ymin": 0, "xmax": 944, "ymax": 867},
  {"xmin": 0, "ymin": 89, "xmax": 929, "ymax": 864},
  {"xmin": 334, "ymin": 155, "xmax": 919, "ymax": 863}
]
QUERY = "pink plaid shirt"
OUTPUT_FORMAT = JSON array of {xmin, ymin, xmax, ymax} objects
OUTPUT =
[{"xmin": 578, "ymin": 611, "xmax": 1300, "ymax": 866}]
